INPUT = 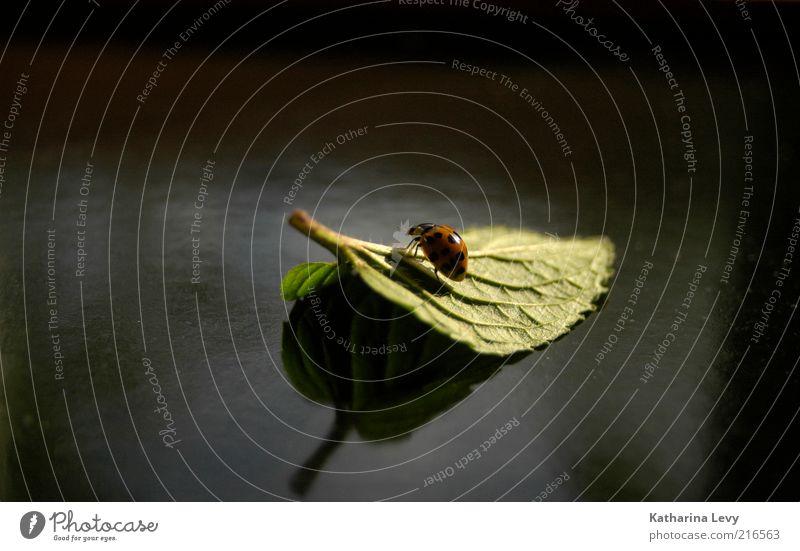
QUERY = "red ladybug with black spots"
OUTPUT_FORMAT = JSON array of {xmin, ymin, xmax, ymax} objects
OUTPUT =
[{"xmin": 406, "ymin": 223, "xmax": 468, "ymax": 282}]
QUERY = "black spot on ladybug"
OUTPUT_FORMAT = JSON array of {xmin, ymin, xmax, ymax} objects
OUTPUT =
[
  {"xmin": 428, "ymin": 252, "xmax": 439, "ymax": 262},
  {"xmin": 454, "ymin": 251, "xmax": 464, "ymax": 263},
  {"xmin": 440, "ymin": 247, "xmax": 451, "ymax": 256},
  {"xmin": 434, "ymin": 231, "xmax": 443, "ymax": 239},
  {"xmin": 425, "ymin": 236, "xmax": 435, "ymax": 244},
  {"xmin": 447, "ymin": 234, "xmax": 457, "ymax": 244},
  {"xmin": 456, "ymin": 266, "xmax": 466, "ymax": 275},
  {"xmin": 444, "ymin": 262, "xmax": 455, "ymax": 272}
]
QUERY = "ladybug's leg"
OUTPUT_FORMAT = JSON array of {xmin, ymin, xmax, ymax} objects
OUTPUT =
[{"xmin": 406, "ymin": 237, "xmax": 421, "ymax": 256}]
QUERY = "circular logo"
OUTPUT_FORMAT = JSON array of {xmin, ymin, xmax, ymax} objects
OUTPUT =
[{"xmin": 20, "ymin": 511, "xmax": 45, "ymax": 539}]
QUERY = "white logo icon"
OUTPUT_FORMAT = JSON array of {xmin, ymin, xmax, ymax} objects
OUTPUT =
[
  {"xmin": 20, "ymin": 511, "xmax": 44, "ymax": 539},
  {"xmin": 389, "ymin": 219, "xmax": 412, "ymax": 276}
]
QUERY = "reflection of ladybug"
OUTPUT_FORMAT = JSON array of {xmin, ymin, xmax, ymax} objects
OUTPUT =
[{"xmin": 407, "ymin": 223, "xmax": 469, "ymax": 282}]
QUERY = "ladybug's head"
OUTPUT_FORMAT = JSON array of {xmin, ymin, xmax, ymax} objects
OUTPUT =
[{"xmin": 408, "ymin": 223, "xmax": 435, "ymax": 236}]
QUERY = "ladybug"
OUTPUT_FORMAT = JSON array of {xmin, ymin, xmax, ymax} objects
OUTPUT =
[{"xmin": 406, "ymin": 223, "xmax": 468, "ymax": 282}]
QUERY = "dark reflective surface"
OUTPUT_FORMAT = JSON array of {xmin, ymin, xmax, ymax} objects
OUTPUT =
[{"xmin": 1, "ymin": 2, "xmax": 799, "ymax": 501}]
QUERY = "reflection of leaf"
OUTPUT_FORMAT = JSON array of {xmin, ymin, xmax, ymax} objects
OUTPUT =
[
  {"xmin": 280, "ymin": 261, "xmax": 339, "ymax": 300},
  {"xmin": 285, "ymin": 210, "xmax": 614, "ymax": 355},
  {"xmin": 282, "ymin": 273, "xmax": 528, "ymax": 496},
  {"xmin": 281, "ymin": 274, "xmax": 521, "ymax": 441}
]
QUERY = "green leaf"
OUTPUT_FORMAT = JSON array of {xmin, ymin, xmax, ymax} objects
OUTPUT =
[
  {"xmin": 280, "ymin": 261, "xmax": 339, "ymax": 300},
  {"xmin": 286, "ymin": 210, "xmax": 614, "ymax": 355}
]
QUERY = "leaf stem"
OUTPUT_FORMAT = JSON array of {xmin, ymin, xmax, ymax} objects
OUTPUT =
[
  {"xmin": 289, "ymin": 210, "xmax": 392, "ymax": 257},
  {"xmin": 288, "ymin": 210, "xmax": 346, "ymax": 256}
]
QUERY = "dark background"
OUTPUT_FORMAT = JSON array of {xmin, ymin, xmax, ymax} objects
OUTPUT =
[{"xmin": 0, "ymin": 0, "xmax": 798, "ymax": 501}]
